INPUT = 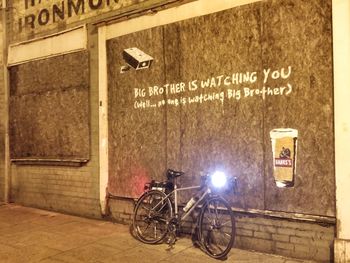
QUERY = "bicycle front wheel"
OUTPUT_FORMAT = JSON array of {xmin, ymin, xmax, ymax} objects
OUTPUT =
[
  {"xmin": 133, "ymin": 190, "xmax": 172, "ymax": 244},
  {"xmin": 198, "ymin": 196, "xmax": 235, "ymax": 259}
]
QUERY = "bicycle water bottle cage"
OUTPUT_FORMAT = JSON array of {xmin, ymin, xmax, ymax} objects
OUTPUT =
[{"xmin": 166, "ymin": 169, "xmax": 184, "ymax": 180}]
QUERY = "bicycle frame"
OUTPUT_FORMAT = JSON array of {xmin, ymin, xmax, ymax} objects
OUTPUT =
[
  {"xmin": 134, "ymin": 172, "xmax": 236, "ymax": 260},
  {"xmin": 152, "ymin": 177, "xmax": 211, "ymax": 223}
]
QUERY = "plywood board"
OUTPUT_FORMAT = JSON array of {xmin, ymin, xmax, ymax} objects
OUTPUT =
[
  {"xmin": 107, "ymin": 27, "xmax": 167, "ymax": 198},
  {"xmin": 106, "ymin": 0, "xmax": 334, "ymax": 216},
  {"xmin": 9, "ymin": 51, "xmax": 90, "ymax": 160}
]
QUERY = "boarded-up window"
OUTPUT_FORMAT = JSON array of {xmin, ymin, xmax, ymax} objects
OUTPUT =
[{"xmin": 9, "ymin": 51, "xmax": 90, "ymax": 162}]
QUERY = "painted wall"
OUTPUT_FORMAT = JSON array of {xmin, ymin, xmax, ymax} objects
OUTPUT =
[
  {"xmin": 7, "ymin": 0, "xmax": 190, "ymax": 43},
  {"xmin": 107, "ymin": 0, "xmax": 335, "ymax": 216},
  {"xmin": 0, "ymin": 9, "xmax": 5, "ymax": 202},
  {"xmin": 333, "ymin": 0, "xmax": 350, "ymax": 242}
]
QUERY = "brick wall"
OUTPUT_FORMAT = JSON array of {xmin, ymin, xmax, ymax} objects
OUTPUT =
[
  {"xmin": 10, "ymin": 164, "xmax": 101, "ymax": 217},
  {"xmin": 108, "ymin": 198, "xmax": 135, "ymax": 224},
  {"xmin": 234, "ymin": 215, "xmax": 334, "ymax": 262},
  {"xmin": 108, "ymin": 197, "xmax": 335, "ymax": 262},
  {"xmin": 7, "ymin": 24, "xmax": 102, "ymax": 218}
]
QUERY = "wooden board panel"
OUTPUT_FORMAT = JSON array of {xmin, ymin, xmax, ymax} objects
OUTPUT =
[
  {"xmin": 162, "ymin": 5, "xmax": 265, "ymax": 208},
  {"xmin": 107, "ymin": 27, "xmax": 167, "ymax": 198},
  {"xmin": 262, "ymin": 0, "xmax": 334, "ymax": 216},
  {"xmin": 106, "ymin": 0, "xmax": 334, "ymax": 216},
  {"xmin": 9, "ymin": 51, "xmax": 90, "ymax": 160}
]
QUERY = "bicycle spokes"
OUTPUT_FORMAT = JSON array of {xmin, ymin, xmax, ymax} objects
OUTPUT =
[
  {"xmin": 132, "ymin": 180, "xmax": 236, "ymax": 260},
  {"xmin": 133, "ymin": 190, "xmax": 172, "ymax": 244},
  {"xmin": 199, "ymin": 196, "xmax": 235, "ymax": 259}
]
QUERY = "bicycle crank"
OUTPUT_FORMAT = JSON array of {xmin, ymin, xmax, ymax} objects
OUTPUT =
[{"xmin": 166, "ymin": 217, "xmax": 179, "ymax": 248}]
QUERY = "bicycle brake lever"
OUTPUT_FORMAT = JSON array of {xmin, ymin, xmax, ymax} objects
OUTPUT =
[{"xmin": 232, "ymin": 177, "xmax": 239, "ymax": 194}]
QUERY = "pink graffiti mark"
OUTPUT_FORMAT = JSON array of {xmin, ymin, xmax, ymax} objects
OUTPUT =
[{"xmin": 129, "ymin": 166, "xmax": 151, "ymax": 197}]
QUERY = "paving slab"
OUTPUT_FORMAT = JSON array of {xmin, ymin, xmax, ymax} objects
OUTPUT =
[{"xmin": 0, "ymin": 204, "xmax": 317, "ymax": 263}]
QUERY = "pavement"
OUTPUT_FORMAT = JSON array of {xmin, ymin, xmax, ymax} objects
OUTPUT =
[{"xmin": 0, "ymin": 204, "xmax": 317, "ymax": 263}]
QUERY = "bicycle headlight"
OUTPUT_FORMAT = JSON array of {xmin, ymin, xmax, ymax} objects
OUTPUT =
[{"xmin": 210, "ymin": 171, "xmax": 227, "ymax": 188}]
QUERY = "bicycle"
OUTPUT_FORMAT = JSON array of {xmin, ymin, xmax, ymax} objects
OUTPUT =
[{"xmin": 132, "ymin": 169, "xmax": 237, "ymax": 259}]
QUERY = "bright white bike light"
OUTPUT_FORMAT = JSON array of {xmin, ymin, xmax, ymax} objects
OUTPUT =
[{"xmin": 211, "ymin": 171, "xmax": 227, "ymax": 188}]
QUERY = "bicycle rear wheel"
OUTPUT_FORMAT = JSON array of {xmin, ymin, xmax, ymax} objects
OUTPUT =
[
  {"xmin": 133, "ymin": 190, "xmax": 172, "ymax": 244},
  {"xmin": 198, "ymin": 196, "xmax": 235, "ymax": 259}
]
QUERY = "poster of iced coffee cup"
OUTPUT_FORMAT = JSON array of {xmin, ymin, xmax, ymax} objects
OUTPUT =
[{"xmin": 270, "ymin": 128, "xmax": 298, "ymax": 188}]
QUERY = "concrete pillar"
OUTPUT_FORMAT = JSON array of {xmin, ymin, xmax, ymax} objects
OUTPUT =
[
  {"xmin": 1, "ymin": 0, "xmax": 9, "ymax": 204},
  {"xmin": 333, "ymin": 0, "xmax": 350, "ymax": 262},
  {"xmin": 98, "ymin": 25, "xmax": 108, "ymax": 215}
]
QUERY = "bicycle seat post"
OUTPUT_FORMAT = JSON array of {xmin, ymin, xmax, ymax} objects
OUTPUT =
[{"xmin": 174, "ymin": 177, "xmax": 178, "ymax": 215}]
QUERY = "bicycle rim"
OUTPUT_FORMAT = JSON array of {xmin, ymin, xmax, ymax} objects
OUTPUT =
[
  {"xmin": 199, "ymin": 196, "xmax": 235, "ymax": 259},
  {"xmin": 133, "ymin": 190, "xmax": 172, "ymax": 244}
]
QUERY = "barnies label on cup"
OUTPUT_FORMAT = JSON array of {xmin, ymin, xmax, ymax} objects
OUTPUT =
[{"xmin": 270, "ymin": 128, "xmax": 298, "ymax": 188}]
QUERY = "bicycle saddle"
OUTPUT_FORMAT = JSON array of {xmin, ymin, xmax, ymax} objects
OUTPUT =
[{"xmin": 167, "ymin": 169, "xmax": 184, "ymax": 179}]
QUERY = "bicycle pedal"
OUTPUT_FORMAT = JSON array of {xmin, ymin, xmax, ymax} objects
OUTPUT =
[
  {"xmin": 166, "ymin": 233, "xmax": 177, "ymax": 246},
  {"xmin": 166, "ymin": 242, "xmax": 175, "ymax": 250},
  {"xmin": 167, "ymin": 240, "xmax": 177, "ymax": 250}
]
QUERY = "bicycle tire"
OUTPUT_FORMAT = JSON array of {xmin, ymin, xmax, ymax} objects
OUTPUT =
[
  {"xmin": 133, "ymin": 190, "xmax": 173, "ymax": 244},
  {"xmin": 198, "ymin": 195, "xmax": 235, "ymax": 259}
]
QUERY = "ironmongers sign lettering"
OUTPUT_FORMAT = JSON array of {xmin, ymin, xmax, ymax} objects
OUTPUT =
[{"xmin": 18, "ymin": 0, "xmax": 140, "ymax": 32}]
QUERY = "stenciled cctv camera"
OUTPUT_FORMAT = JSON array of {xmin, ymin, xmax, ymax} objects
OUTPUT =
[{"xmin": 122, "ymin": 47, "xmax": 154, "ymax": 71}]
